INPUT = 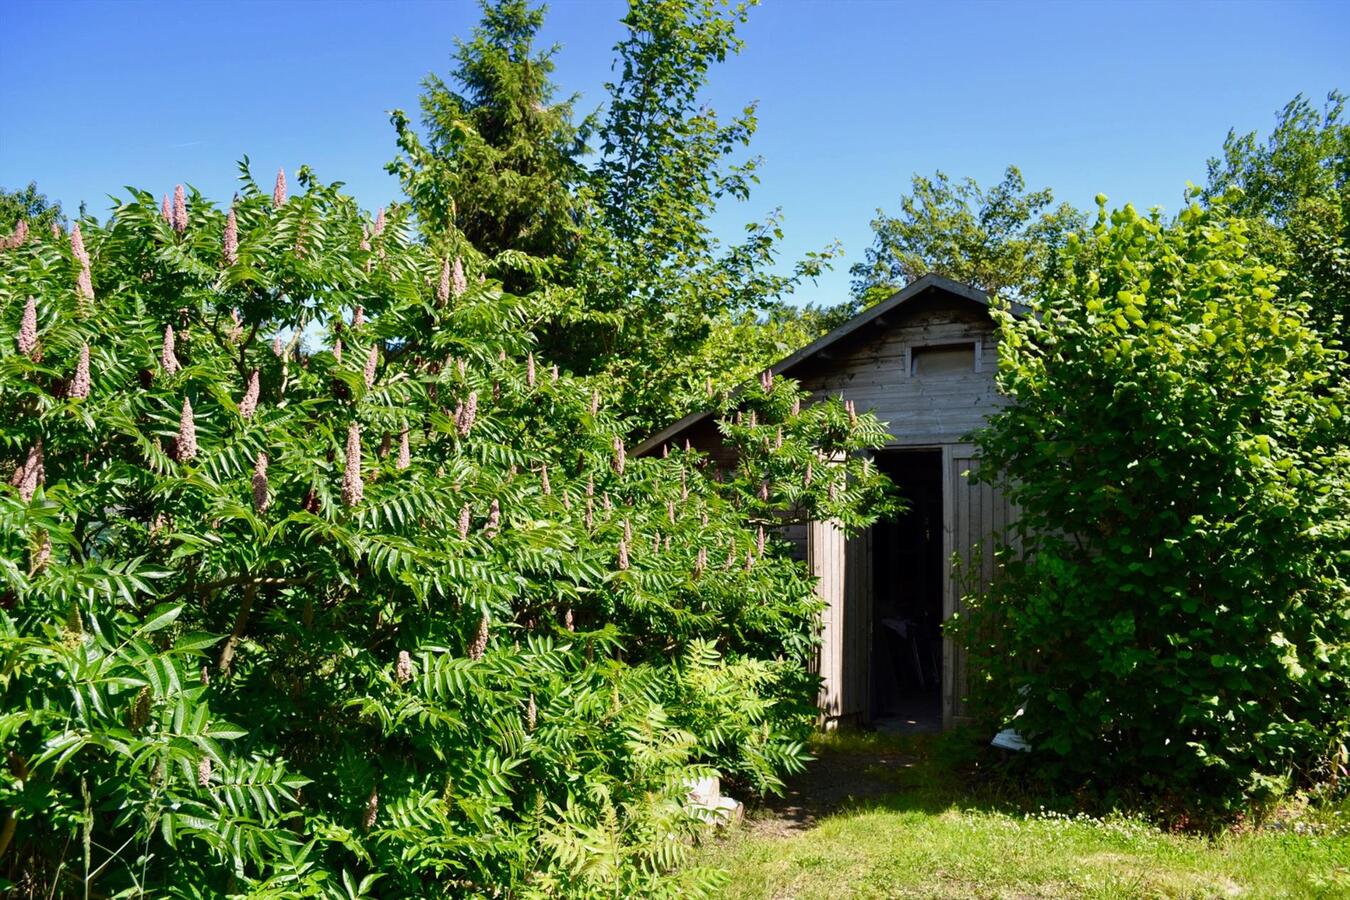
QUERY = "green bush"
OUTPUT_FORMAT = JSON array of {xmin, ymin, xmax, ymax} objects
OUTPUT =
[
  {"xmin": 0, "ymin": 167, "xmax": 890, "ymax": 896},
  {"xmin": 962, "ymin": 196, "xmax": 1350, "ymax": 823}
]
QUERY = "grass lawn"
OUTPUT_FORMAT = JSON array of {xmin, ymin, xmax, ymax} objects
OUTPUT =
[{"xmin": 693, "ymin": 732, "xmax": 1350, "ymax": 899}]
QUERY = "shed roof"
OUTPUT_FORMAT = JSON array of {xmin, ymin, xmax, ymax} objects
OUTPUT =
[{"xmin": 634, "ymin": 274, "xmax": 996, "ymax": 456}]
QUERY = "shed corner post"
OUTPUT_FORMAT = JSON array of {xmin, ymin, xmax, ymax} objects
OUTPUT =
[{"xmin": 808, "ymin": 516, "xmax": 847, "ymax": 730}]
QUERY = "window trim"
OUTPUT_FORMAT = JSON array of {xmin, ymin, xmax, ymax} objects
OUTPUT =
[{"xmin": 906, "ymin": 340, "xmax": 982, "ymax": 378}]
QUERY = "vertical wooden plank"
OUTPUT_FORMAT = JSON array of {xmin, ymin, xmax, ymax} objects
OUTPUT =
[{"xmin": 809, "ymin": 517, "xmax": 847, "ymax": 728}]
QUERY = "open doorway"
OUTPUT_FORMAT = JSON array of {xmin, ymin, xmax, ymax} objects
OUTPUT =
[{"xmin": 870, "ymin": 450, "xmax": 944, "ymax": 731}]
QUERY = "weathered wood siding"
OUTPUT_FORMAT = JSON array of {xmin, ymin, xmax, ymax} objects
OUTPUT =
[
  {"xmin": 794, "ymin": 294, "xmax": 1007, "ymax": 446},
  {"xmin": 810, "ymin": 521, "xmax": 872, "ymax": 726},
  {"xmin": 808, "ymin": 519, "xmax": 846, "ymax": 724},
  {"xmin": 943, "ymin": 446, "xmax": 1019, "ymax": 726},
  {"xmin": 796, "ymin": 295, "xmax": 1016, "ymax": 727}
]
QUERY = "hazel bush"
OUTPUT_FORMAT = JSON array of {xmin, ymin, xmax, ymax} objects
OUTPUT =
[
  {"xmin": 0, "ymin": 166, "xmax": 890, "ymax": 897},
  {"xmin": 963, "ymin": 196, "xmax": 1350, "ymax": 824}
]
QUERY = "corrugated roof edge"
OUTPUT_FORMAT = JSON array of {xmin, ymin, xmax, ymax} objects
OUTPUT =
[{"xmin": 633, "ymin": 275, "xmax": 1011, "ymax": 457}]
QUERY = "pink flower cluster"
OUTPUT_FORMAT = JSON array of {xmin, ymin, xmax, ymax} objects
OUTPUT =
[
  {"xmin": 11, "ymin": 438, "xmax": 44, "ymax": 502},
  {"xmin": 342, "ymin": 423, "xmax": 363, "ymax": 506},
  {"xmin": 455, "ymin": 391, "xmax": 478, "ymax": 437},
  {"xmin": 239, "ymin": 370, "xmax": 260, "ymax": 419},
  {"xmin": 161, "ymin": 325, "xmax": 181, "ymax": 375},
  {"xmin": 451, "ymin": 257, "xmax": 467, "ymax": 298},
  {"xmin": 17, "ymin": 296, "xmax": 38, "ymax": 357},
  {"xmin": 396, "ymin": 426, "xmax": 410, "ymax": 470},
  {"xmin": 252, "ymin": 452, "xmax": 269, "ymax": 513},
  {"xmin": 469, "ymin": 614, "xmax": 490, "ymax": 661},
  {"xmin": 172, "ymin": 185, "xmax": 188, "ymax": 233},
  {"xmin": 1, "ymin": 219, "xmax": 28, "ymax": 250},
  {"xmin": 69, "ymin": 344, "xmax": 91, "ymax": 399},
  {"xmin": 177, "ymin": 397, "xmax": 197, "ymax": 462},
  {"xmin": 273, "ymin": 168, "xmax": 287, "ymax": 208},
  {"xmin": 223, "ymin": 208, "xmax": 239, "ymax": 264}
]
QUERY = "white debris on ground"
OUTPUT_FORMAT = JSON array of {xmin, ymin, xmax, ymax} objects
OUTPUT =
[{"xmin": 684, "ymin": 774, "xmax": 743, "ymax": 827}]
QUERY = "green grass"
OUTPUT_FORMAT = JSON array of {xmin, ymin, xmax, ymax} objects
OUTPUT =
[{"xmin": 693, "ymin": 732, "xmax": 1350, "ymax": 899}]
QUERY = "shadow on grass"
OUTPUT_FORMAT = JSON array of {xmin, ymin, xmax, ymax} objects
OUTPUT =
[{"xmin": 743, "ymin": 727, "xmax": 1058, "ymax": 837}]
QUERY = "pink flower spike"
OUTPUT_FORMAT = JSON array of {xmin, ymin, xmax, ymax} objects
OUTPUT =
[
  {"xmin": 10, "ymin": 219, "xmax": 28, "ymax": 248},
  {"xmin": 333, "ymin": 339, "xmax": 343, "ymax": 363},
  {"xmin": 396, "ymin": 425, "xmax": 410, "ymax": 470},
  {"xmin": 161, "ymin": 194, "xmax": 171, "ymax": 223},
  {"xmin": 485, "ymin": 498, "xmax": 500, "ymax": 537},
  {"xmin": 457, "ymin": 391, "xmax": 477, "ymax": 437},
  {"xmin": 373, "ymin": 207, "xmax": 386, "ymax": 237},
  {"xmin": 252, "ymin": 451, "xmax": 269, "ymax": 513},
  {"xmin": 451, "ymin": 257, "xmax": 467, "ymax": 298},
  {"xmin": 272, "ymin": 168, "xmax": 287, "ymax": 208},
  {"xmin": 352, "ymin": 306, "xmax": 364, "ymax": 328},
  {"xmin": 13, "ymin": 437, "xmax": 44, "ymax": 503},
  {"xmin": 396, "ymin": 650, "xmax": 413, "ymax": 684},
  {"xmin": 458, "ymin": 503, "xmax": 471, "ymax": 539},
  {"xmin": 70, "ymin": 222, "xmax": 89, "ymax": 266},
  {"xmin": 341, "ymin": 422, "xmax": 363, "ymax": 506},
  {"xmin": 161, "ymin": 325, "xmax": 180, "ymax": 375},
  {"xmin": 239, "ymin": 369, "xmax": 260, "ymax": 419},
  {"xmin": 363, "ymin": 344, "xmax": 379, "ymax": 388},
  {"xmin": 526, "ymin": 352, "xmax": 536, "ymax": 388},
  {"xmin": 70, "ymin": 343, "xmax": 91, "ymax": 399},
  {"xmin": 469, "ymin": 614, "xmax": 489, "ymax": 661},
  {"xmin": 223, "ymin": 208, "xmax": 239, "ymax": 264},
  {"xmin": 18, "ymin": 296, "xmax": 38, "ymax": 356},
  {"xmin": 613, "ymin": 436, "xmax": 626, "ymax": 476},
  {"xmin": 436, "ymin": 258, "xmax": 450, "ymax": 306},
  {"xmin": 618, "ymin": 538, "xmax": 629, "ymax": 571},
  {"xmin": 76, "ymin": 265, "xmax": 94, "ymax": 303},
  {"xmin": 177, "ymin": 396, "xmax": 198, "ymax": 462},
  {"xmin": 172, "ymin": 185, "xmax": 188, "ymax": 233}
]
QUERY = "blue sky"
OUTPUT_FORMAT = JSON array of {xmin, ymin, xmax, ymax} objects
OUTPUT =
[{"xmin": 2, "ymin": 0, "xmax": 1347, "ymax": 305}]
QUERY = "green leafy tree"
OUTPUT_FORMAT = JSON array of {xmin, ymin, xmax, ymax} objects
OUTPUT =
[
  {"xmin": 850, "ymin": 166, "xmax": 1085, "ymax": 307},
  {"xmin": 0, "ymin": 182, "xmax": 64, "ymax": 240},
  {"xmin": 961, "ymin": 197, "xmax": 1350, "ymax": 824},
  {"xmin": 1204, "ymin": 91, "xmax": 1350, "ymax": 348},
  {"xmin": 566, "ymin": 0, "xmax": 836, "ymax": 430},
  {"xmin": 389, "ymin": 0, "xmax": 588, "ymax": 287},
  {"xmin": 0, "ymin": 165, "xmax": 889, "ymax": 896},
  {"xmin": 393, "ymin": 0, "xmax": 835, "ymax": 432}
]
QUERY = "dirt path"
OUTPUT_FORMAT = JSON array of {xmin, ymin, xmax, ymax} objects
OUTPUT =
[{"xmin": 743, "ymin": 743, "xmax": 918, "ymax": 838}]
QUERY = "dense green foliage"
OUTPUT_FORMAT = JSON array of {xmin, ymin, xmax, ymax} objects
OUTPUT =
[
  {"xmin": 1204, "ymin": 91, "xmax": 1350, "ymax": 350},
  {"xmin": 0, "ymin": 167, "xmax": 891, "ymax": 896},
  {"xmin": 1, "ymin": 183, "xmax": 64, "ymax": 243},
  {"xmin": 961, "ymin": 196, "xmax": 1350, "ymax": 822},
  {"xmin": 849, "ymin": 166, "xmax": 1085, "ymax": 307},
  {"xmin": 392, "ymin": 0, "xmax": 836, "ymax": 433},
  {"xmin": 388, "ymin": 0, "xmax": 588, "ymax": 292}
]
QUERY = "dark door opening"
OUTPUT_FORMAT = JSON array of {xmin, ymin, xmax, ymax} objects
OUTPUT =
[{"xmin": 870, "ymin": 450, "xmax": 944, "ymax": 729}]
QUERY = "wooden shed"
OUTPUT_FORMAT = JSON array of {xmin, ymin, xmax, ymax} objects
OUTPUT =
[{"xmin": 635, "ymin": 275, "xmax": 1019, "ymax": 730}]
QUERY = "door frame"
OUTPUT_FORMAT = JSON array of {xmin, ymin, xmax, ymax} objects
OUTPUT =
[{"xmin": 867, "ymin": 445, "xmax": 951, "ymax": 726}]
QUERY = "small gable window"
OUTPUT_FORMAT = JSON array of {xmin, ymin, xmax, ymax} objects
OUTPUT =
[{"xmin": 909, "ymin": 342, "xmax": 979, "ymax": 377}]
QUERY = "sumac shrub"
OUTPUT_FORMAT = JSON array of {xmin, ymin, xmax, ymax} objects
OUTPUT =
[
  {"xmin": 962, "ymin": 196, "xmax": 1350, "ymax": 823},
  {"xmin": 0, "ymin": 167, "xmax": 889, "ymax": 897}
]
